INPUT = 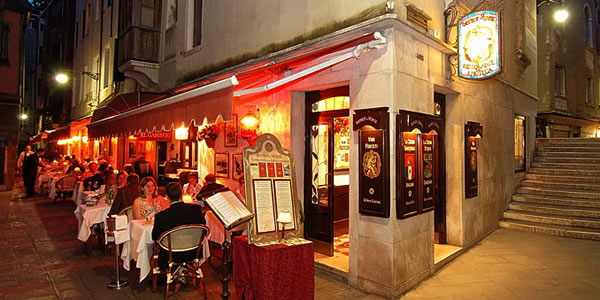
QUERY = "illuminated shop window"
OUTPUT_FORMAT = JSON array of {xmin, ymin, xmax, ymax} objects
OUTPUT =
[
  {"xmin": 311, "ymin": 96, "xmax": 350, "ymax": 113},
  {"xmin": 514, "ymin": 115, "xmax": 526, "ymax": 172}
]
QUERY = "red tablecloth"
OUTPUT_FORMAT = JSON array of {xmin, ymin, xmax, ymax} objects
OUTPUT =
[{"xmin": 233, "ymin": 235, "xmax": 314, "ymax": 300}]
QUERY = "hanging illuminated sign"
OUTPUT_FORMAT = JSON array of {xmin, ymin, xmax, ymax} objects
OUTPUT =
[{"xmin": 458, "ymin": 11, "xmax": 501, "ymax": 79}]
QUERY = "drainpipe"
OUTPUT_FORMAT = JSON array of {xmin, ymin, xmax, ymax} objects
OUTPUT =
[{"xmin": 97, "ymin": 0, "xmax": 104, "ymax": 107}]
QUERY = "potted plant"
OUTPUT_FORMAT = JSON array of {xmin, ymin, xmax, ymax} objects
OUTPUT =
[{"xmin": 199, "ymin": 124, "xmax": 218, "ymax": 148}]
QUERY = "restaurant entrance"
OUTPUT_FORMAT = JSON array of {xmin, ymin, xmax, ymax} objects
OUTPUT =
[{"xmin": 304, "ymin": 87, "xmax": 350, "ymax": 258}]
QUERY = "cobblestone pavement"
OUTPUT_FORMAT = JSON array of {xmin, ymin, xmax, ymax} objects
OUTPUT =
[
  {"xmin": 1, "ymin": 191, "xmax": 598, "ymax": 299},
  {"xmin": 0, "ymin": 192, "xmax": 381, "ymax": 300}
]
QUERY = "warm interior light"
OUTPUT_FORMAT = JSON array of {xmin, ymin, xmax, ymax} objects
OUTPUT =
[
  {"xmin": 82, "ymin": 136, "xmax": 88, "ymax": 143},
  {"xmin": 55, "ymin": 73, "xmax": 68, "ymax": 84},
  {"xmin": 554, "ymin": 9, "xmax": 568, "ymax": 23},
  {"xmin": 240, "ymin": 111, "xmax": 260, "ymax": 138},
  {"xmin": 175, "ymin": 126, "xmax": 189, "ymax": 140},
  {"xmin": 72, "ymin": 135, "xmax": 80, "ymax": 141}
]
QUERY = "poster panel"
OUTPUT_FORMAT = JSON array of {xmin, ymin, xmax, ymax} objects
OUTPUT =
[
  {"xmin": 398, "ymin": 131, "xmax": 419, "ymax": 218},
  {"xmin": 465, "ymin": 136, "xmax": 478, "ymax": 198},
  {"xmin": 420, "ymin": 133, "xmax": 435, "ymax": 212},
  {"xmin": 358, "ymin": 129, "xmax": 389, "ymax": 217}
]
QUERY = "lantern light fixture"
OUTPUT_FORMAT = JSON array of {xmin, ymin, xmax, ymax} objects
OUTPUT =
[
  {"xmin": 240, "ymin": 108, "xmax": 261, "ymax": 146},
  {"xmin": 175, "ymin": 126, "xmax": 189, "ymax": 140}
]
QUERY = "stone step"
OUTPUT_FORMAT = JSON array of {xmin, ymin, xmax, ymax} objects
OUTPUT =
[
  {"xmin": 499, "ymin": 219, "xmax": 600, "ymax": 241},
  {"xmin": 512, "ymin": 194, "xmax": 600, "ymax": 209},
  {"xmin": 531, "ymin": 162, "xmax": 600, "ymax": 170},
  {"xmin": 520, "ymin": 180, "xmax": 600, "ymax": 192},
  {"xmin": 508, "ymin": 201, "xmax": 600, "ymax": 218},
  {"xmin": 524, "ymin": 173, "xmax": 600, "ymax": 184},
  {"xmin": 536, "ymin": 151, "xmax": 600, "ymax": 158},
  {"xmin": 537, "ymin": 147, "xmax": 600, "ymax": 152},
  {"xmin": 503, "ymin": 210, "xmax": 600, "ymax": 229},
  {"xmin": 528, "ymin": 168, "xmax": 600, "ymax": 177},
  {"xmin": 533, "ymin": 156, "xmax": 600, "ymax": 164},
  {"xmin": 537, "ymin": 137, "xmax": 600, "ymax": 144},
  {"xmin": 517, "ymin": 186, "xmax": 600, "ymax": 200}
]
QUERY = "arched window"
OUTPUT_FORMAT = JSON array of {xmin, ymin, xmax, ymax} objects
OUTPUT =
[{"xmin": 584, "ymin": 6, "xmax": 593, "ymax": 47}]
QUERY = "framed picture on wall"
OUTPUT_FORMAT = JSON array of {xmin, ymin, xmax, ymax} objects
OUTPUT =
[
  {"xmin": 225, "ymin": 114, "xmax": 238, "ymax": 147},
  {"xmin": 232, "ymin": 153, "xmax": 243, "ymax": 180},
  {"xmin": 215, "ymin": 152, "xmax": 229, "ymax": 178}
]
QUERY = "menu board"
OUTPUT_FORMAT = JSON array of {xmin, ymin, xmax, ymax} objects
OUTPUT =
[
  {"xmin": 421, "ymin": 133, "xmax": 435, "ymax": 212},
  {"xmin": 243, "ymin": 134, "xmax": 302, "ymax": 244},
  {"xmin": 399, "ymin": 132, "xmax": 419, "ymax": 218},
  {"xmin": 465, "ymin": 136, "xmax": 478, "ymax": 198}
]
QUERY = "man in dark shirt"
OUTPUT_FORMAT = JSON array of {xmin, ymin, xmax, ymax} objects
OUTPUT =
[
  {"xmin": 108, "ymin": 174, "xmax": 140, "ymax": 216},
  {"xmin": 23, "ymin": 148, "xmax": 44, "ymax": 197},
  {"xmin": 198, "ymin": 174, "xmax": 225, "ymax": 196},
  {"xmin": 152, "ymin": 183, "xmax": 206, "ymax": 269}
]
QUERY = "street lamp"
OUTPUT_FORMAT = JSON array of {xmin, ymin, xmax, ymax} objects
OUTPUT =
[
  {"xmin": 554, "ymin": 9, "xmax": 568, "ymax": 23},
  {"xmin": 537, "ymin": 0, "xmax": 568, "ymax": 22},
  {"xmin": 55, "ymin": 70, "xmax": 100, "ymax": 84},
  {"xmin": 18, "ymin": 113, "xmax": 27, "ymax": 120}
]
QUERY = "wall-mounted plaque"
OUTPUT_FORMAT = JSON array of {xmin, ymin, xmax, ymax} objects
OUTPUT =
[
  {"xmin": 397, "ymin": 111, "xmax": 443, "ymax": 219},
  {"xmin": 243, "ymin": 134, "xmax": 302, "ymax": 244},
  {"xmin": 399, "ymin": 131, "xmax": 419, "ymax": 218},
  {"xmin": 465, "ymin": 122, "xmax": 482, "ymax": 198},
  {"xmin": 354, "ymin": 107, "xmax": 390, "ymax": 218},
  {"xmin": 421, "ymin": 133, "xmax": 435, "ymax": 212}
]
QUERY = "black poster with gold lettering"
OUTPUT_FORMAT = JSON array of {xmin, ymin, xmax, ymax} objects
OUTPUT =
[
  {"xmin": 398, "ymin": 131, "xmax": 419, "ymax": 218},
  {"xmin": 465, "ymin": 137, "xmax": 478, "ymax": 198},
  {"xmin": 358, "ymin": 129, "xmax": 389, "ymax": 217},
  {"xmin": 421, "ymin": 133, "xmax": 435, "ymax": 212},
  {"xmin": 354, "ymin": 107, "xmax": 390, "ymax": 218}
]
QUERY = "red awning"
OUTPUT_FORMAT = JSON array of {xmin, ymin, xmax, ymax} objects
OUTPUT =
[
  {"xmin": 87, "ymin": 77, "xmax": 237, "ymax": 139},
  {"xmin": 91, "ymin": 92, "xmax": 165, "ymax": 123},
  {"xmin": 46, "ymin": 126, "xmax": 71, "ymax": 142},
  {"xmin": 28, "ymin": 132, "xmax": 47, "ymax": 144}
]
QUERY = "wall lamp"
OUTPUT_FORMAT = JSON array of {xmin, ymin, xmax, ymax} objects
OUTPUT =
[
  {"xmin": 55, "ymin": 70, "xmax": 100, "ymax": 84},
  {"xmin": 240, "ymin": 108, "xmax": 261, "ymax": 146},
  {"xmin": 537, "ymin": 0, "xmax": 568, "ymax": 23}
]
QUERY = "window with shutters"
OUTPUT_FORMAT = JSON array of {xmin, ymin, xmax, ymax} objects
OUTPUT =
[
  {"xmin": 193, "ymin": 0, "xmax": 203, "ymax": 47},
  {"xmin": 0, "ymin": 22, "xmax": 10, "ymax": 65}
]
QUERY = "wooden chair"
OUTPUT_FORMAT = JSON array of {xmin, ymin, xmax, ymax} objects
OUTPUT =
[
  {"xmin": 151, "ymin": 224, "xmax": 210, "ymax": 300},
  {"xmin": 55, "ymin": 176, "xmax": 77, "ymax": 202}
]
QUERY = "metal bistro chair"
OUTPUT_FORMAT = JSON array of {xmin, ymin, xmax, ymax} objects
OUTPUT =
[
  {"xmin": 119, "ymin": 206, "xmax": 134, "ymax": 222},
  {"xmin": 151, "ymin": 224, "xmax": 210, "ymax": 300},
  {"xmin": 55, "ymin": 176, "xmax": 77, "ymax": 202}
]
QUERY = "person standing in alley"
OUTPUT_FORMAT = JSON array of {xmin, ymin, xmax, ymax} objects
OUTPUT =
[
  {"xmin": 23, "ymin": 148, "xmax": 44, "ymax": 197},
  {"xmin": 16, "ymin": 145, "xmax": 33, "ymax": 175}
]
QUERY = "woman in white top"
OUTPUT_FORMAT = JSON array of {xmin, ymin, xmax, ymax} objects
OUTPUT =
[{"xmin": 182, "ymin": 173, "xmax": 202, "ymax": 199}]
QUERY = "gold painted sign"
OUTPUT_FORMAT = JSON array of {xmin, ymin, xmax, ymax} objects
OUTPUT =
[{"xmin": 458, "ymin": 11, "xmax": 501, "ymax": 79}]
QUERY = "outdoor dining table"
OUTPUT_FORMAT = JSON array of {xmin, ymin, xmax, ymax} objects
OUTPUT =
[
  {"xmin": 75, "ymin": 203, "xmax": 111, "ymax": 242},
  {"xmin": 72, "ymin": 181, "xmax": 84, "ymax": 205},
  {"xmin": 76, "ymin": 190, "xmax": 98, "ymax": 206},
  {"xmin": 48, "ymin": 173, "xmax": 65, "ymax": 199},
  {"xmin": 120, "ymin": 219, "xmax": 211, "ymax": 283}
]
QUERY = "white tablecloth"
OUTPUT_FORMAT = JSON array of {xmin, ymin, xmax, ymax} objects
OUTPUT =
[
  {"xmin": 72, "ymin": 182, "xmax": 84, "ymax": 205},
  {"xmin": 205, "ymin": 211, "xmax": 225, "ymax": 244},
  {"xmin": 121, "ymin": 220, "xmax": 210, "ymax": 282},
  {"xmin": 48, "ymin": 174, "xmax": 65, "ymax": 199},
  {"xmin": 35, "ymin": 173, "xmax": 51, "ymax": 193},
  {"xmin": 75, "ymin": 203, "xmax": 111, "ymax": 242}
]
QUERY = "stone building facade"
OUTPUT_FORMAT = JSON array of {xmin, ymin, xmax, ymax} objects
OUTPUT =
[
  {"xmin": 77, "ymin": 0, "xmax": 538, "ymax": 297},
  {"xmin": 537, "ymin": 0, "xmax": 600, "ymax": 137}
]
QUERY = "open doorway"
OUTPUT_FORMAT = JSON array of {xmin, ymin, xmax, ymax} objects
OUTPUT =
[{"xmin": 304, "ymin": 87, "xmax": 350, "ymax": 272}]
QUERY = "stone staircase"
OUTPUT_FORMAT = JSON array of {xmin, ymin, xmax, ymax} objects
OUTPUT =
[{"xmin": 499, "ymin": 138, "xmax": 600, "ymax": 240}]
